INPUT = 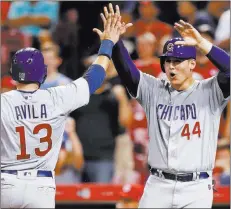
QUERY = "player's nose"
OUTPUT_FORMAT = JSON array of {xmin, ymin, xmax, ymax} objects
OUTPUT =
[{"xmin": 169, "ymin": 61, "xmax": 175, "ymax": 69}]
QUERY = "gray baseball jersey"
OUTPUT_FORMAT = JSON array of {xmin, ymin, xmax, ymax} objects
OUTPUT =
[
  {"xmin": 1, "ymin": 78, "xmax": 89, "ymax": 170},
  {"xmin": 136, "ymin": 72, "xmax": 229, "ymax": 172}
]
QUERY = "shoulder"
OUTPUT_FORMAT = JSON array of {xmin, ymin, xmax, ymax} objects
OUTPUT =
[
  {"xmin": 1, "ymin": 90, "xmax": 16, "ymax": 98},
  {"xmin": 220, "ymin": 9, "xmax": 230, "ymax": 20},
  {"xmin": 197, "ymin": 76, "xmax": 217, "ymax": 88},
  {"xmin": 57, "ymin": 73, "xmax": 72, "ymax": 85},
  {"xmin": 140, "ymin": 71, "xmax": 166, "ymax": 84},
  {"xmin": 1, "ymin": 90, "xmax": 19, "ymax": 106}
]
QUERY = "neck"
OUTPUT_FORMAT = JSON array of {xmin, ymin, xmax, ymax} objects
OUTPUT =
[
  {"xmin": 140, "ymin": 56, "xmax": 157, "ymax": 62},
  {"xmin": 46, "ymin": 71, "xmax": 58, "ymax": 81},
  {"xmin": 172, "ymin": 77, "xmax": 195, "ymax": 91},
  {"xmin": 142, "ymin": 17, "xmax": 156, "ymax": 23},
  {"xmin": 17, "ymin": 83, "xmax": 39, "ymax": 91}
]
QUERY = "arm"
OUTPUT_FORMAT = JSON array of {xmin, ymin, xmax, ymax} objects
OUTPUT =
[
  {"xmin": 174, "ymin": 20, "xmax": 230, "ymax": 98},
  {"xmin": 95, "ymin": 4, "xmax": 138, "ymax": 96},
  {"xmin": 112, "ymin": 40, "xmax": 141, "ymax": 97},
  {"xmin": 66, "ymin": 118, "xmax": 85, "ymax": 170},
  {"xmin": 69, "ymin": 132, "xmax": 84, "ymax": 170},
  {"xmin": 83, "ymin": 13, "xmax": 123, "ymax": 94},
  {"xmin": 55, "ymin": 149, "xmax": 67, "ymax": 175},
  {"xmin": 196, "ymin": 38, "xmax": 230, "ymax": 98}
]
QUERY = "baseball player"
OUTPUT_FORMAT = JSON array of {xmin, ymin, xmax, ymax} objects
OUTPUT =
[
  {"xmin": 99, "ymin": 4, "xmax": 230, "ymax": 208},
  {"xmin": 1, "ymin": 13, "xmax": 131, "ymax": 208}
]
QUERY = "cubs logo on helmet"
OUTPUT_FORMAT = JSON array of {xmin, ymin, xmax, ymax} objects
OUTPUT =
[{"xmin": 159, "ymin": 38, "xmax": 196, "ymax": 72}]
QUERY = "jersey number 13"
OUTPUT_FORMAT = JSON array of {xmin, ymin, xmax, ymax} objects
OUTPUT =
[{"xmin": 16, "ymin": 124, "xmax": 52, "ymax": 160}]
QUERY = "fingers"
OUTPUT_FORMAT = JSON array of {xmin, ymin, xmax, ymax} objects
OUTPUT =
[
  {"xmin": 174, "ymin": 22, "xmax": 184, "ymax": 34},
  {"xmin": 105, "ymin": 13, "xmax": 112, "ymax": 32},
  {"xmin": 115, "ymin": 4, "xmax": 120, "ymax": 16},
  {"xmin": 109, "ymin": 3, "xmax": 115, "ymax": 15},
  {"xmin": 174, "ymin": 22, "xmax": 184, "ymax": 30},
  {"xmin": 174, "ymin": 19, "xmax": 193, "ymax": 32},
  {"xmin": 179, "ymin": 19, "xmax": 193, "ymax": 29},
  {"xmin": 125, "ymin": 23, "xmax": 133, "ymax": 29},
  {"xmin": 111, "ymin": 13, "xmax": 119, "ymax": 28},
  {"xmin": 92, "ymin": 28, "xmax": 103, "ymax": 37},
  {"xmin": 114, "ymin": 15, "xmax": 122, "ymax": 32},
  {"xmin": 100, "ymin": 13, "xmax": 106, "ymax": 27},
  {"xmin": 179, "ymin": 19, "xmax": 187, "ymax": 26},
  {"xmin": 104, "ymin": 4, "xmax": 120, "ymax": 19},
  {"xmin": 174, "ymin": 41, "xmax": 186, "ymax": 45},
  {"xmin": 104, "ymin": 6, "xmax": 109, "ymax": 18}
]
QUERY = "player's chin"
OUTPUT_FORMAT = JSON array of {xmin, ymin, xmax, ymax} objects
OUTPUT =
[
  {"xmin": 170, "ymin": 78, "xmax": 184, "ymax": 86},
  {"xmin": 169, "ymin": 77, "xmax": 179, "ymax": 83}
]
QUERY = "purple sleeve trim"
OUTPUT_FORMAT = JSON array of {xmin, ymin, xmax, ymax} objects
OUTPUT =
[
  {"xmin": 112, "ymin": 40, "xmax": 140, "ymax": 97},
  {"xmin": 207, "ymin": 45, "xmax": 230, "ymax": 97},
  {"xmin": 207, "ymin": 45, "xmax": 230, "ymax": 77}
]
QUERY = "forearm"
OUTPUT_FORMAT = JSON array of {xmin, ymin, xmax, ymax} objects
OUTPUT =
[
  {"xmin": 55, "ymin": 150, "xmax": 67, "ymax": 174},
  {"xmin": 69, "ymin": 132, "xmax": 84, "ymax": 170},
  {"xmin": 112, "ymin": 40, "xmax": 140, "ymax": 97},
  {"xmin": 197, "ymin": 38, "xmax": 230, "ymax": 97},
  {"xmin": 197, "ymin": 38, "xmax": 230, "ymax": 75},
  {"xmin": 92, "ymin": 56, "xmax": 110, "ymax": 70}
]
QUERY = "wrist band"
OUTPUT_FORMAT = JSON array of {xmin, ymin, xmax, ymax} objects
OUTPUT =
[{"xmin": 98, "ymin": 39, "xmax": 114, "ymax": 59}]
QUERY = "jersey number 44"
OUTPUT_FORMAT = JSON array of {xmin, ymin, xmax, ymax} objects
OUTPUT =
[{"xmin": 181, "ymin": 121, "xmax": 201, "ymax": 140}]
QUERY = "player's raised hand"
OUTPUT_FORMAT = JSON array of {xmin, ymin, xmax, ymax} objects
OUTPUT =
[
  {"xmin": 174, "ymin": 20, "xmax": 203, "ymax": 47},
  {"xmin": 100, "ymin": 3, "xmax": 133, "ymax": 37},
  {"xmin": 93, "ymin": 10, "xmax": 122, "ymax": 44}
]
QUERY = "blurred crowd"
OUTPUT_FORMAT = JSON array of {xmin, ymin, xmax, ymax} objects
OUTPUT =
[{"xmin": 1, "ymin": 1, "xmax": 230, "ymax": 199}]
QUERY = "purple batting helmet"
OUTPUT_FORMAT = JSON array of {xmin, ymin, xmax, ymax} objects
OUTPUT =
[
  {"xmin": 10, "ymin": 47, "xmax": 47, "ymax": 85},
  {"xmin": 159, "ymin": 37, "xmax": 196, "ymax": 72}
]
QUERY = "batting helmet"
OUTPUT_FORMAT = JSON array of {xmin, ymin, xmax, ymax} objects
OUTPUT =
[
  {"xmin": 159, "ymin": 37, "xmax": 196, "ymax": 72},
  {"xmin": 10, "ymin": 47, "xmax": 47, "ymax": 85}
]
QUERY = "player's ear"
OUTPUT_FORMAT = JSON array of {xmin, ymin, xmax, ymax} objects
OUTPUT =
[
  {"xmin": 57, "ymin": 57, "xmax": 63, "ymax": 67},
  {"xmin": 189, "ymin": 59, "xmax": 196, "ymax": 70}
]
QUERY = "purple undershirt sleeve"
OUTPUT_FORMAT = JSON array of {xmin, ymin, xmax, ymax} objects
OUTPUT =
[
  {"xmin": 112, "ymin": 40, "xmax": 140, "ymax": 97},
  {"xmin": 206, "ymin": 45, "xmax": 230, "ymax": 98}
]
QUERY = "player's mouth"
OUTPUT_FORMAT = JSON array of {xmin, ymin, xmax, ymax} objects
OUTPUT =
[{"xmin": 170, "ymin": 72, "xmax": 176, "ymax": 78}]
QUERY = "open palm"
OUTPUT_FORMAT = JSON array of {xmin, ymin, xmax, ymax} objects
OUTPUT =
[
  {"xmin": 101, "ymin": 3, "xmax": 133, "ymax": 36},
  {"xmin": 174, "ymin": 20, "xmax": 203, "ymax": 46}
]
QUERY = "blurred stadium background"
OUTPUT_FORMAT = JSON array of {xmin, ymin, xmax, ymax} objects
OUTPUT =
[{"xmin": 1, "ymin": 1, "xmax": 230, "ymax": 208}]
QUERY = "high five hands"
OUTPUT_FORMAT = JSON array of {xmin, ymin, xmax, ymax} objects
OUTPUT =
[{"xmin": 93, "ymin": 3, "xmax": 133, "ymax": 44}]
